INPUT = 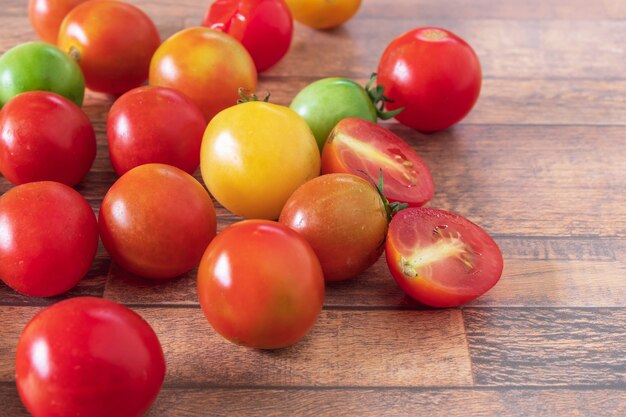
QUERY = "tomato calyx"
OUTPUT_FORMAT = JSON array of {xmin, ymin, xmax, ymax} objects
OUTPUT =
[
  {"xmin": 365, "ymin": 73, "xmax": 403, "ymax": 120},
  {"xmin": 237, "ymin": 87, "xmax": 271, "ymax": 104},
  {"xmin": 68, "ymin": 45, "xmax": 81, "ymax": 62},
  {"xmin": 361, "ymin": 169, "xmax": 408, "ymax": 223}
]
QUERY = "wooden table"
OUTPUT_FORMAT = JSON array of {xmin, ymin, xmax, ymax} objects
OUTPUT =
[{"xmin": 1, "ymin": 1, "xmax": 626, "ymax": 416}]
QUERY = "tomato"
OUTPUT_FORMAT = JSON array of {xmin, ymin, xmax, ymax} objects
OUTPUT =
[
  {"xmin": 197, "ymin": 220, "xmax": 324, "ymax": 349},
  {"xmin": 0, "ymin": 91, "xmax": 96, "ymax": 186},
  {"xmin": 201, "ymin": 100, "xmax": 320, "ymax": 219},
  {"xmin": 0, "ymin": 42, "xmax": 84, "ymax": 107},
  {"xmin": 16, "ymin": 297, "xmax": 165, "ymax": 417},
  {"xmin": 284, "ymin": 0, "xmax": 361, "ymax": 29},
  {"xmin": 107, "ymin": 86, "xmax": 206, "ymax": 176},
  {"xmin": 321, "ymin": 118, "xmax": 434, "ymax": 206},
  {"xmin": 150, "ymin": 27, "xmax": 257, "ymax": 121},
  {"xmin": 377, "ymin": 27, "xmax": 482, "ymax": 132},
  {"xmin": 385, "ymin": 207, "xmax": 503, "ymax": 308},
  {"xmin": 58, "ymin": 1, "xmax": 160, "ymax": 95},
  {"xmin": 0, "ymin": 181, "xmax": 98, "ymax": 297},
  {"xmin": 28, "ymin": 0, "xmax": 88, "ymax": 44},
  {"xmin": 279, "ymin": 173, "xmax": 388, "ymax": 281},
  {"xmin": 203, "ymin": 0, "xmax": 293, "ymax": 72},
  {"xmin": 99, "ymin": 163, "xmax": 217, "ymax": 279}
]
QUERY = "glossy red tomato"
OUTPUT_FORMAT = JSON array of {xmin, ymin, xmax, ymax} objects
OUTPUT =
[
  {"xmin": 0, "ymin": 91, "xmax": 96, "ymax": 186},
  {"xmin": 99, "ymin": 163, "xmax": 217, "ymax": 279},
  {"xmin": 107, "ymin": 86, "xmax": 206, "ymax": 176},
  {"xmin": 16, "ymin": 297, "xmax": 165, "ymax": 417},
  {"xmin": 203, "ymin": 0, "xmax": 293, "ymax": 72},
  {"xmin": 0, "ymin": 181, "xmax": 98, "ymax": 297},
  {"xmin": 197, "ymin": 220, "xmax": 324, "ymax": 349},
  {"xmin": 321, "ymin": 118, "xmax": 434, "ymax": 206},
  {"xmin": 377, "ymin": 27, "xmax": 482, "ymax": 132},
  {"xmin": 58, "ymin": 1, "xmax": 161, "ymax": 95},
  {"xmin": 28, "ymin": 0, "xmax": 88, "ymax": 44},
  {"xmin": 385, "ymin": 207, "xmax": 503, "ymax": 307}
]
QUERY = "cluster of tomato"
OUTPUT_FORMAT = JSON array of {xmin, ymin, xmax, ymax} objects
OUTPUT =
[{"xmin": 0, "ymin": 0, "xmax": 505, "ymax": 416}]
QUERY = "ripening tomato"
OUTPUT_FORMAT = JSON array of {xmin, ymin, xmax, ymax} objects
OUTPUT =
[
  {"xmin": 107, "ymin": 86, "xmax": 206, "ymax": 176},
  {"xmin": 58, "ymin": 0, "xmax": 161, "ymax": 95},
  {"xmin": 377, "ymin": 27, "xmax": 482, "ymax": 132},
  {"xmin": 99, "ymin": 164, "xmax": 217, "ymax": 279},
  {"xmin": 0, "ymin": 91, "xmax": 96, "ymax": 186},
  {"xmin": 150, "ymin": 27, "xmax": 257, "ymax": 121},
  {"xmin": 197, "ymin": 220, "xmax": 324, "ymax": 349},
  {"xmin": 385, "ymin": 207, "xmax": 503, "ymax": 308},
  {"xmin": 28, "ymin": 0, "xmax": 88, "ymax": 44},
  {"xmin": 16, "ymin": 297, "xmax": 165, "ymax": 417},
  {"xmin": 0, "ymin": 181, "xmax": 98, "ymax": 297},
  {"xmin": 203, "ymin": 0, "xmax": 293, "ymax": 72},
  {"xmin": 284, "ymin": 0, "xmax": 361, "ymax": 29}
]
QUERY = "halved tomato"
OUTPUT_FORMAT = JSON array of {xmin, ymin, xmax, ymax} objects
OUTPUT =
[
  {"xmin": 321, "ymin": 118, "xmax": 434, "ymax": 207},
  {"xmin": 385, "ymin": 207, "xmax": 503, "ymax": 307}
]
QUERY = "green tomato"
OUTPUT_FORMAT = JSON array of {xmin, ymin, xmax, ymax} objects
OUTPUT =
[{"xmin": 0, "ymin": 42, "xmax": 85, "ymax": 108}]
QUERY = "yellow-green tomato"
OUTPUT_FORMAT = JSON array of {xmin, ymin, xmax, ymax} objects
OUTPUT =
[{"xmin": 200, "ymin": 101, "xmax": 320, "ymax": 220}]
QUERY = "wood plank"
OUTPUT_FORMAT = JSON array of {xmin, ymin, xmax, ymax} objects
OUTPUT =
[{"xmin": 0, "ymin": 307, "xmax": 40, "ymax": 381}]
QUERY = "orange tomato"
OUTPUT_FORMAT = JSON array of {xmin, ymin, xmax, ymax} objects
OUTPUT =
[{"xmin": 284, "ymin": 0, "xmax": 361, "ymax": 29}]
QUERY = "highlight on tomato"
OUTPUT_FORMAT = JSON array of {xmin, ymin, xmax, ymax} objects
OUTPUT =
[
  {"xmin": 284, "ymin": 0, "xmax": 361, "ymax": 29},
  {"xmin": 385, "ymin": 207, "xmax": 503, "ymax": 308},
  {"xmin": 28, "ymin": 0, "xmax": 88, "ymax": 44}
]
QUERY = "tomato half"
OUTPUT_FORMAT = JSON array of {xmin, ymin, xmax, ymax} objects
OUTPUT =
[
  {"xmin": 197, "ymin": 220, "xmax": 324, "ymax": 349},
  {"xmin": 385, "ymin": 207, "xmax": 503, "ymax": 308},
  {"xmin": 377, "ymin": 27, "xmax": 482, "ymax": 132},
  {"xmin": 203, "ymin": 0, "xmax": 293, "ymax": 72},
  {"xmin": 322, "ymin": 118, "xmax": 434, "ymax": 206},
  {"xmin": 284, "ymin": 0, "xmax": 361, "ymax": 29},
  {"xmin": 28, "ymin": 0, "xmax": 88, "ymax": 44},
  {"xmin": 16, "ymin": 297, "xmax": 165, "ymax": 417}
]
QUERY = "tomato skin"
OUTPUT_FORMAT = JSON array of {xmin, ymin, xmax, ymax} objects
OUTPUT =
[
  {"xmin": 385, "ymin": 207, "xmax": 503, "ymax": 308},
  {"xmin": 99, "ymin": 163, "xmax": 217, "ymax": 279},
  {"xmin": 197, "ymin": 220, "xmax": 324, "ymax": 349},
  {"xmin": 201, "ymin": 101, "xmax": 320, "ymax": 220},
  {"xmin": 15, "ymin": 297, "xmax": 165, "ymax": 417},
  {"xmin": 0, "ymin": 181, "xmax": 98, "ymax": 297},
  {"xmin": 377, "ymin": 27, "xmax": 482, "ymax": 132},
  {"xmin": 284, "ymin": 0, "xmax": 361, "ymax": 29},
  {"xmin": 107, "ymin": 86, "xmax": 206, "ymax": 176},
  {"xmin": 203, "ymin": 0, "xmax": 293, "ymax": 72},
  {"xmin": 321, "ymin": 118, "xmax": 434, "ymax": 207},
  {"xmin": 0, "ymin": 42, "xmax": 84, "ymax": 107},
  {"xmin": 149, "ymin": 27, "xmax": 257, "ymax": 121},
  {"xmin": 58, "ymin": 0, "xmax": 161, "ymax": 95},
  {"xmin": 28, "ymin": 0, "xmax": 88, "ymax": 44},
  {"xmin": 0, "ymin": 91, "xmax": 96, "ymax": 186},
  {"xmin": 279, "ymin": 173, "xmax": 387, "ymax": 281}
]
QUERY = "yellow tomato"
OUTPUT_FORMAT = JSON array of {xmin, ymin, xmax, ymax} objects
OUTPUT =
[
  {"xmin": 200, "ymin": 101, "xmax": 320, "ymax": 220},
  {"xmin": 284, "ymin": 0, "xmax": 362, "ymax": 29}
]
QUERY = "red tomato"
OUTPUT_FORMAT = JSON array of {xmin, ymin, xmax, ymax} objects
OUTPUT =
[
  {"xmin": 197, "ymin": 220, "xmax": 324, "ymax": 349},
  {"xmin": 16, "ymin": 297, "xmax": 165, "ymax": 417},
  {"xmin": 321, "ymin": 118, "xmax": 434, "ymax": 206},
  {"xmin": 58, "ymin": 1, "xmax": 161, "ymax": 95},
  {"xmin": 377, "ymin": 27, "xmax": 482, "ymax": 132},
  {"xmin": 0, "ymin": 181, "xmax": 98, "ymax": 297},
  {"xmin": 149, "ymin": 27, "xmax": 257, "ymax": 121},
  {"xmin": 0, "ymin": 91, "xmax": 96, "ymax": 186},
  {"xmin": 279, "ymin": 173, "xmax": 388, "ymax": 281},
  {"xmin": 99, "ymin": 164, "xmax": 217, "ymax": 279},
  {"xmin": 107, "ymin": 86, "xmax": 206, "ymax": 176},
  {"xmin": 28, "ymin": 0, "xmax": 88, "ymax": 44},
  {"xmin": 385, "ymin": 207, "xmax": 503, "ymax": 307},
  {"xmin": 203, "ymin": 0, "xmax": 293, "ymax": 72}
]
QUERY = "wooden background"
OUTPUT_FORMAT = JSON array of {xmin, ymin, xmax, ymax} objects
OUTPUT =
[{"xmin": 1, "ymin": 0, "xmax": 626, "ymax": 415}]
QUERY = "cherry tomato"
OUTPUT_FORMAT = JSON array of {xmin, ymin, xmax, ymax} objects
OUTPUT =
[
  {"xmin": 107, "ymin": 86, "xmax": 206, "ymax": 176},
  {"xmin": 385, "ymin": 207, "xmax": 503, "ymax": 308},
  {"xmin": 0, "ymin": 181, "xmax": 98, "ymax": 297},
  {"xmin": 201, "ymin": 100, "xmax": 320, "ymax": 219},
  {"xmin": 99, "ymin": 163, "xmax": 217, "ymax": 279},
  {"xmin": 279, "ymin": 173, "xmax": 388, "ymax": 281},
  {"xmin": 284, "ymin": 0, "xmax": 361, "ymax": 29},
  {"xmin": 203, "ymin": 0, "xmax": 293, "ymax": 72},
  {"xmin": 149, "ymin": 27, "xmax": 257, "ymax": 121},
  {"xmin": 0, "ymin": 91, "xmax": 96, "ymax": 186},
  {"xmin": 197, "ymin": 220, "xmax": 324, "ymax": 349},
  {"xmin": 16, "ymin": 297, "xmax": 165, "ymax": 417},
  {"xmin": 321, "ymin": 118, "xmax": 434, "ymax": 206},
  {"xmin": 377, "ymin": 27, "xmax": 482, "ymax": 132},
  {"xmin": 0, "ymin": 42, "xmax": 84, "ymax": 107},
  {"xmin": 28, "ymin": 0, "xmax": 88, "ymax": 44},
  {"xmin": 58, "ymin": 0, "xmax": 161, "ymax": 95}
]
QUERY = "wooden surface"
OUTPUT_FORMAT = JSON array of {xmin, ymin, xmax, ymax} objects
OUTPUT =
[{"xmin": 1, "ymin": 0, "xmax": 626, "ymax": 416}]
